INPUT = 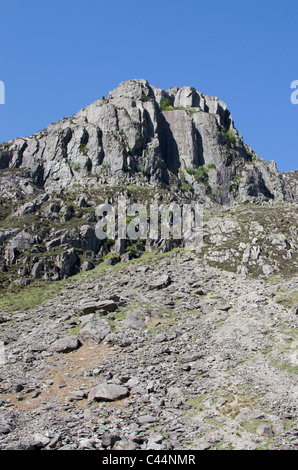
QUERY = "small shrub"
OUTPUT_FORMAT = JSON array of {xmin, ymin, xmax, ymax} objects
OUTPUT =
[
  {"xmin": 102, "ymin": 252, "xmax": 121, "ymax": 265},
  {"xmin": 125, "ymin": 245, "xmax": 139, "ymax": 257},
  {"xmin": 194, "ymin": 166, "xmax": 209, "ymax": 183},
  {"xmin": 207, "ymin": 162, "xmax": 216, "ymax": 169},
  {"xmin": 103, "ymin": 252, "xmax": 119, "ymax": 260},
  {"xmin": 4, "ymin": 142, "xmax": 13, "ymax": 149},
  {"xmin": 140, "ymin": 93, "xmax": 151, "ymax": 102},
  {"xmin": 185, "ymin": 166, "xmax": 194, "ymax": 176},
  {"xmin": 79, "ymin": 144, "xmax": 88, "ymax": 154},
  {"xmin": 221, "ymin": 128, "xmax": 236, "ymax": 147},
  {"xmin": 160, "ymin": 97, "xmax": 172, "ymax": 111},
  {"xmin": 72, "ymin": 162, "xmax": 80, "ymax": 171}
]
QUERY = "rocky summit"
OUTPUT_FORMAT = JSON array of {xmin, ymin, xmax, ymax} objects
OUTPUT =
[{"xmin": 0, "ymin": 79, "xmax": 297, "ymax": 451}]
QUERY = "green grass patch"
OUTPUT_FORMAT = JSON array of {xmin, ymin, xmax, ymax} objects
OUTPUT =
[
  {"xmin": 68, "ymin": 323, "xmax": 81, "ymax": 336},
  {"xmin": 276, "ymin": 290, "xmax": 298, "ymax": 309},
  {"xmin": 0, "ymin": 278, "xmax": 68, "ymax": 313},
  {"xmin": 186, "ymin": 393, "xmax": 208, "ymax": 415},
  {"xmin": 274, "ymin": 359, "xmax": 298, "ymax": 375}
]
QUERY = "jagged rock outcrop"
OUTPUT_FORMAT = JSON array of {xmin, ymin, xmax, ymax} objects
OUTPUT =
[
  {"xmin": 281, "ymin": 170, "xmax": 298, "ymax": 201},
  {"xmin": 0, "ymin": 79, "xmax": 294, "ymax": 204}
]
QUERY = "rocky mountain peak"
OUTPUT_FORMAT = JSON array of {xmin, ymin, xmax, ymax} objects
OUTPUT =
[{"xmin": 0, "ymin": 79, "xmax": 295, "ymax": 205}]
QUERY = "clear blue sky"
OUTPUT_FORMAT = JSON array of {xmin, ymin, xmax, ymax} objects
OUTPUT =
[{"xmin": 0, "ymin": 0, "xmax": 297, "ymax": 172}]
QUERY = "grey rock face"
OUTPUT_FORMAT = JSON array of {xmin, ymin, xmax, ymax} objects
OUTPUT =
[
  {"xmin": 0, "ymin": 79, "xmax": 293, "ymax": 205},
  {"xmin": 5, "ymin": 231, "xmax": 33, "ymax": 265},
  {"xmin": 56, "ymin": 248, "xmax": 79, "ymax": 277},
  {"xmin": 31, "ymin": 261, "xmax": 44, "ymax": 279}
]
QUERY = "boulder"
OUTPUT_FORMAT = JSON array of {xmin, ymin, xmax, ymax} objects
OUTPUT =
[
  {"xmin": 56, "ymin": 248, "xmax": 79, "ymax": 277},
  {"xmin": 262, "ymin": 264, "xmax": 273, "ymax": 277},
  {"xmin": 79, "ymin": 225, "xmax": 101, "ymax": 252},
  {"xmin": 104, "ymin": 255, "xmax": 121, "ymax": 266},
  {"xmin": 50, "ymin": 336, "xmax": 80, "ymax": 353},
  {"xmin": 0, "ymin": 424, "xmax": 11, "ymax": 435},
  {"xmin": 149, "ymin": 274, "xmax": 171, "ymax": 290},
  {"xmin": 256, "ymin": 424, "xmax": 274, "ymax": 438},
  {"xmin": 137, "ymin": 414, "xmax": 158, "ymax": 424},
  {"xmin": 81, "ymin": 260, "xmax": 95, "ymax": 272},
  {"xmin": 124, "ymin": 311, "xmax": 145, "ymax": 330},
  {"xmin": 31, "ymin": 261, "xmax": 44, "ymax": 279},
  {"xmin": 78, "ymin": 318, "xmax": 111, "ymax": 344},
  {"xmin": 75, "ymin": 299, "xmax": 118, "ymax": 315},
  {"xmin": 101, "ymin": 434, "xmax": 121, "ymax": 448},
  {"xmin": 113, "ymin": 440, "xmax": 137, "ymax": 450},
  {"xmin": 88, "ymin": 383, "xmax": 129, "ymax": 401},
  {"xmin": 76, "ymin": 195, "xmax": 90, "ymax": 208}
]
